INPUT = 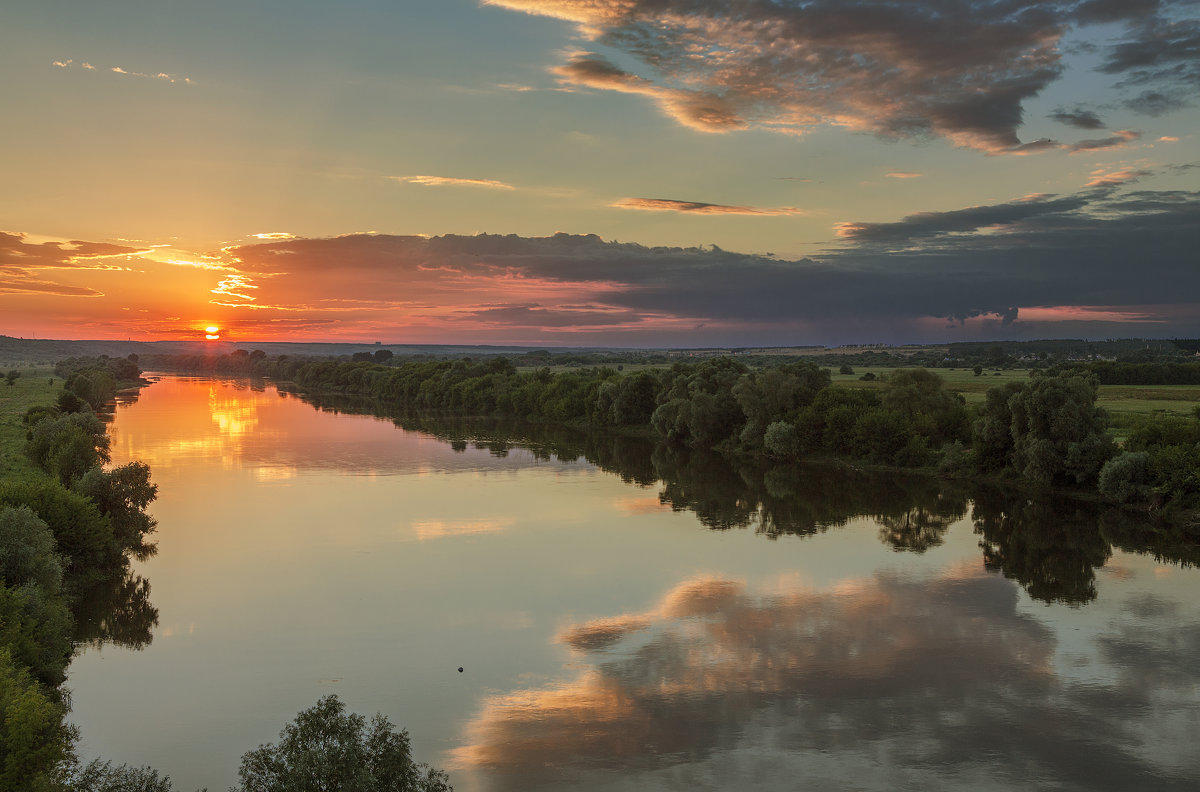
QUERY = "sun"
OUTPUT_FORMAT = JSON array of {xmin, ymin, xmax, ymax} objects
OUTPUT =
[{"xmin": 204, "ymin": 325, "xmax": 221, "ymax": 340}]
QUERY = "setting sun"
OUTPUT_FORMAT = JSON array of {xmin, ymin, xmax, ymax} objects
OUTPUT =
[{"xmin": 205, "ymin": 325, "xmax": 221, "ymax": 340}]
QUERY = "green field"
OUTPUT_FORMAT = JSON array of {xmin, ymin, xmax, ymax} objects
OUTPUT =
[
  {"xmin": 832, "ymin": 366, "xmax": 1200, "ymax": 443},
  {"xmin": 0, "ymin": 366, "xmax": 61, "ymax": 483}
]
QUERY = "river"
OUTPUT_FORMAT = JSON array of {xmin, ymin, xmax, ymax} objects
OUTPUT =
[{"xmin": 66, "ymin": 375, "xmax": 1200, "ymax": 791}]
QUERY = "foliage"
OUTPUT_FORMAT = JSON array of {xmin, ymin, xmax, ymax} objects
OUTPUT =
[
  {"xmin": 0, "ymin": 480, "xmax": 119, "ymax": 579},
  {"xmin": 67, "ymin": 759, "xmax": 175, "ymax": 792},
  {"xmin": 233, "ymin": 695, "xmax": 451, "ymax": 792},
  {"xmin": 0, "ymin": 507, "xmax": 64, "ymax": 595},
  {"xmin": 976, "ymin": 372, "xmax": 1116, "ymax": 486},
  {"xmin": 24, "ymin": 412, "xmax": 111, "ymax": 485},
  {"xmin": 0, "ymin": 584, "xmax": 73, "ymax": 688},
  {"xmin": 0, "ymin": 647, "xmax": 73, "ymax": 792},
  {"xmin": 1097, "ymin": 452, "xmax": 1152, "ymax": 504},
  {"xmin": 70, "ymin": 463, "xmax": 157, "ymax": 552}
]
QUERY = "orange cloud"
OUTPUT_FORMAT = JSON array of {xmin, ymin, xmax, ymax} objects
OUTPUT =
[
  {"xmin": 612, "ymin": 198, "xmax": 804, "ymax": 216},
  {"xmin": 396, "ymin": 175, "xmax": 516, "ymax": 190}
]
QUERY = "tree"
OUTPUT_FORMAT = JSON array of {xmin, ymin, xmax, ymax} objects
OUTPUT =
[
  {"xmin": 68, "ymin": 759, "xmax": 174, "ymax": 792},
  {"xmin": 0, "ymin": 507, "xmax": 64, "ymax": 594},
  {"xmin": 70, "ymin": 463, "xmax": 157, "ymax": 552},
  {"xmin": 1007, "ymin": 372, "xmax": 1116, "ymax": 486},
  {"xmin": 234, "ymin": 695, "xmax": 452, "ymax": 792},
  {"xmin": 0, "ymin": 648, "xmax": 73, "ymax": 792},
  {"xmin": 23, "ymin": 413, "xmax": 110, "ymax": 485},
  {"xmin": 5, "ymin": 370, "xmax": 18, "ymax": 387}
]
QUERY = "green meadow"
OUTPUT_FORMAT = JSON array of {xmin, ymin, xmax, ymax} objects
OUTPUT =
[{"xmin": 0, "ymin": 365, "xmax": 61, "ymax": 483}]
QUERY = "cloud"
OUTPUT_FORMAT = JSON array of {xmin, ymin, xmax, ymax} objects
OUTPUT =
[
  {"xmin": 50, "ymin": 58, "xmax": 191, "ymax": 84},
  {"xmin": 832, "ymin": 193, "xmax": 1093, "ymax": 245},
  {"xmin": 1068, "ymin": 129, "xmax": 1141, "ymax": 153},
  {"xmin": 217, "ymin": 183, "xmax": 1200, "ymax": 344},
  {"xmin": 1050, "ymin": 107, "xmax": 1106, "ymax": 129},
  {"xmin": 0, "ymin": 277, "xmax": 102, "ymax": 297},
  {"xmin": 453, "ymin": 569, "xmax": 1200, "ymax": 790},
  {"xmin": 554, "ymin": 52, "xmax": 745, "ymax": 133},
  {"xmin": 611, "ymin": 198, "xmax": 805, "ymax": 215},
  {"xmin": 395, "ymin": 175, "xmax": 516, "ymax": 190},
  {"xmin": 486, "ymin": 1, "xmax": 1199, "ymax": 154},
  {"xmin": 1124, "ymin": 89, "xmax": 1189, "ymax": 116},
  {"xmin": 885, "ymin": 171, "xmax": 923, "ymax": 179},
  {"xmin": 1086, "ymin": 167, "xmax": 1153, "ymax": 187},
  {"xmin": 0, "ymin": 232, "xmax": 143, "ymax": 269},
  {"xmin": 1097, "ymin": 13, "xmax": 1200, "ymax": 89}
]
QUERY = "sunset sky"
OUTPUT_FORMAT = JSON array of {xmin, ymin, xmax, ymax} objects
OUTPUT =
[{"xmin": 3, "ymin": 0, "xmax": 1198, "ymax": 346}]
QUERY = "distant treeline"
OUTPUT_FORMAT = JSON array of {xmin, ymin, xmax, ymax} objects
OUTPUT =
[
  {"xmin": 1061, "ymin": 361, "xmax": 1200, "ymax": 385},
  {"xmin": 1, "ymin": 356, "xmax": 161, "ymax": 789},
  {"xmin": 150, "ymin": 352, "xmax": 1200, "ymax": 523}
]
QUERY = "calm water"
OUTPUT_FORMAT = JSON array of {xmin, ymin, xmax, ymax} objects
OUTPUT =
[{"xmin": 67, "ymin": 375, "xmax": 1200, "ymax": 791}]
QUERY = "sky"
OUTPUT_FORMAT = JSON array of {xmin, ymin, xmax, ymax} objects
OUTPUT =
[{"xmin": 2, "ymin": 0, "xmax": 1198, "ymax": 346}]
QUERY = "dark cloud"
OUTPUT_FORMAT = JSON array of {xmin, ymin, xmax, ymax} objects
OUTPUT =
[
  {"xmin": 1124, "ymin": 89, "xmax": 1189, "ymax": 115},
  {"xmin": 459, "ymin": 303, "xmax": 643, "ymax": 327},
  {"xmin": 224, "ymin": 185, "xmax": 1200, "ymax": 342},
  {"xmin": 1074, "ymin": 0, "xmax": 1163, "ymax": 24},
  {"xmin": 1067, "ymin": 129, "xmax": 1141, "ymax": 152},
  {"xmin": 612, "ymin": 197, "xmax": 804, "ymax": 215},
  {"xmin": 488, "ymin": 1, "xmax": 1200, "ymax": 153},
  {"xmin": 491, "ymin": 0, "xmax": 1073, "ymax": 152},
  {"xmin": 1050, "ymin": 107, "xmax": 1106, "ymax": 129},
  {"xmin": 834, "ymin": 193, "xmax": 1093, "ymax": 245},
  {"xmin": 1098, "ymin": 15, "xmax": 1200, "ymax": 86}
]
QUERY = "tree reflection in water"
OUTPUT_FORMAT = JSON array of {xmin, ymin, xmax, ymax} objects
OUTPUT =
[
  {"xmin": 299, "ymin": 393, "xmax": 1199, "ymax": 607},
  {"xmin": 72, "ymin": 568, "xmax": 159, "ymax": 651}
]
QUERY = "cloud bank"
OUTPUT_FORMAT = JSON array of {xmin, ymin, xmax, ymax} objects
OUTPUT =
[
  {"xmin": 209, "ymin": 182, "xmax": 1199, "ymax": 343},
  {"xmin": 485, "ymin": 0, "xmax": 1198, "ymax": 152}
]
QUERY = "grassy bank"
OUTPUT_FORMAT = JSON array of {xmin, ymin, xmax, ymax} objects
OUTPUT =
[{"xmin": 0, "ymin": 365, "xmax": 61, "ymax": 483}]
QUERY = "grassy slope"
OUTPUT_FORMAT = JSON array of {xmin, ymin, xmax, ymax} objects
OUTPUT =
[{"xmin": 0, "ymin": 366, "xmax": 61, "ymax": 484}]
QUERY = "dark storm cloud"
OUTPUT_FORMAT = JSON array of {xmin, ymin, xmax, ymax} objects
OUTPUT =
[
  {"xmin": 459, "ymin": 303, "xmax": 643, "ymax": 327},
  {"xmin": 226, "ymin": 184, "xmax": 1200, "ymax": 338},
  {"xmin": 1050, "ymin": 107, "xmax": 1106, "ymax": 129},
  {"xmin": 487, "ymin": 1, "xmax": 1200, "ymax": 153}
]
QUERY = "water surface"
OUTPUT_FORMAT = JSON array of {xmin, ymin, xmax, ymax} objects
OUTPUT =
[{"xmin": 68, "ymin": 376, "xmax": 1200, "ymax": 791}]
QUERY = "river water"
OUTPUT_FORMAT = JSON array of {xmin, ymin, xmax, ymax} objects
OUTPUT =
[{"xmin": 66, "ymin": 375, "xmax": 1200, "ymax": 791}]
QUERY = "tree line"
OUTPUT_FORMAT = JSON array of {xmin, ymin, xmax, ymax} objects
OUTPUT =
[{"xmin": 144, "ymin": 351, "xmax": 1195, "ymax": 523}]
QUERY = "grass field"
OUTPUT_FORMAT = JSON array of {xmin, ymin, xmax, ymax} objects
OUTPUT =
[{"xmin": 0, "ymin": 366, "xmax": 61, "ymax": 483}]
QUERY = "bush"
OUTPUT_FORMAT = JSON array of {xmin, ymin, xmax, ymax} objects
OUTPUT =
[
  {"xmin": 763, "ymin": 421, "xmax": 799, "ymax": 458},
  {"xmin": 1097, "ymin": 452, "xmax": 1151, "ymax": 504},
  {"xmin": 234, "ymin": 695, "xmax": 451, "ymax": 792}
]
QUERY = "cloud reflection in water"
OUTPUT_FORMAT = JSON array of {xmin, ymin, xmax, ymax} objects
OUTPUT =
[{"xmin": 454, "ymin": 570, "xmax": 1200, "ymax": 791}]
